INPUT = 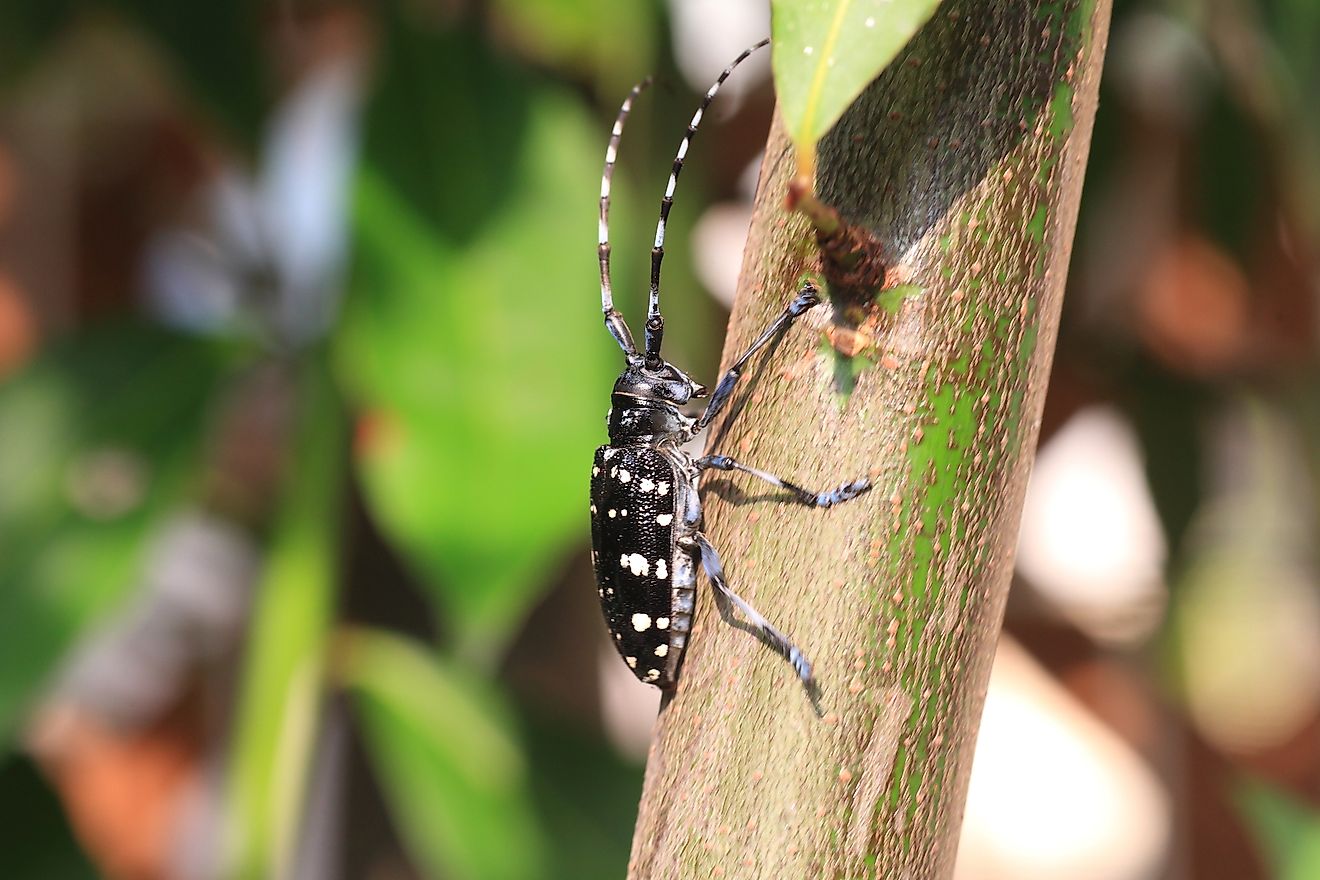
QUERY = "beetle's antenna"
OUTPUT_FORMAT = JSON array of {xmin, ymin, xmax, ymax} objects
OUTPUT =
[
  {"xmin": 645, "ymin": 38, "xmax": 769, "ymax": 365},
  {"xmin": 600, "ymin": 76, "xmax": 652, "ymax": 361}
]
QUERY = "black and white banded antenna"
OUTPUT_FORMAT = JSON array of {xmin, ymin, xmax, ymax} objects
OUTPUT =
[
  {"xmin": 599, "ymin": 76, "xmax": 653, "ymax": 363},
  {"xmin": 645, "ymin": 37, "xmax": 770, "ymax": 366}
]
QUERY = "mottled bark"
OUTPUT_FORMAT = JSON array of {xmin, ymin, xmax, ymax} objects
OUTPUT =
[{"xmin": 627, "ymin": 1, "xmax": 1111, "ymax": 878}]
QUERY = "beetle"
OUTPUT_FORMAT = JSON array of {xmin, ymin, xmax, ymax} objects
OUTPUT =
[{"xmin": 590, "ymin": 39, "xmax": 871, "ymax": 701}]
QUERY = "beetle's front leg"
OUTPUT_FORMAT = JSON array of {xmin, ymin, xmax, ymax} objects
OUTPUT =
[{"xmin": 692, "ymin": 281, "xmax": 821, "ymax": 435}]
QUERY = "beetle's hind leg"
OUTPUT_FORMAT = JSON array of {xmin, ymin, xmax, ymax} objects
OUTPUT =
[
  {"xmin": 698, "ymin": 454, "xmax": 871, "ymax": 508},
  {"xmin": 691, "ymin": 532, "xmax": 821, "ymax": 710}
]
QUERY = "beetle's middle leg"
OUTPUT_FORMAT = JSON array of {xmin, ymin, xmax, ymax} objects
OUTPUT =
[
  {"xmin": 697, "ymin": 454, "xmax": 871, "ymax": 508},
  {"xmin": 689, "ymin": 532, "xmax": 820, "ymax": 708}
]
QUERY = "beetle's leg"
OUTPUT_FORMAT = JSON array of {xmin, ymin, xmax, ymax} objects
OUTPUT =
[
  {"xmin": 693, "ymin": 532, "xmax": 821, "ymax": 709},
  {"xmin": 692, "ymin": 281, "xmax": 821, "ymax": 434},
  {"xmin": 697, "ymin": 454, "xmax": 871, "ymax": 508}
]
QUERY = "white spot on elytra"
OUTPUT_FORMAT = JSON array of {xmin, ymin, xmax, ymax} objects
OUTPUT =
[
  {"xmin": 608, "ymin": 509, "xmax": 617, "ymax": 518},
  {"xmin": 618, "ymin": 468, "xmax": 631, "ymax": 483},
  {"xmin": 592, "ymin": 466, "xmax": 600, "ymax": 477},
  {"xmin": 655, "ymin": 644, "xmax": 669, "ymax": 657},
  {"xmin": 590, "ymin": 504, "xmax": 597, "ymax": 515},
  {"xmin": 624, "ymin": 554, "xmax": 650, "ymax": 577},
  {"xmin": 656, "ymin": 559, "xmax": 668, "ymax": 579},
  {"xmin": 619, "ymin": 554, "xmax": 629, "ymax": 569},
  {"xmin": 632, "ymin": 613, "xmax": 652, "ymax": 631},
  {"xmin": 640, "ymin": 478, "xmax": 655, "ymax": 493},
  {"xmin": 657, "ymin": 482, "xmax": 670, "ymax": 496},
  {"xmin": 626, "ymin": 656, "xmax": 637, "ymax": 668},
  {"xmin": 657, "ymin": 617, "xmax": 670, "ymax": 630},
  {"xmin": 656, "ymin": 513, "xmax": 673, "ymax": 526},
  {"xmin": 620, "ymin": 509, "xmax": 628, "ymax": 517},
  {"xmin": 644, "ymin": 669, "xmax": 661, "ymax": 682}
]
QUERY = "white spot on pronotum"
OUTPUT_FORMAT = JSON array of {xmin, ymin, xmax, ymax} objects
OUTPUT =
[
  {"xmin": 608, "ymin": 509, "xmax": 617, "ymax": 518},
  {"xmin": 620, "ymin": 554, "xmax": 629, "ymax": 569},
  {"xmin": 656, "ymin": 559, "xmax": 668, "ymax": 579},
  {"xmin": 615, "ymin": 633, "xmax": 622, "ymax": 640},
  {"xmin": 657, "ymin": 617, "xmax": 669, "ymax": 629},
  {"xmin": 657, "ymin": 482, "xmax": 670, "ymax": 496},
  {"xmin": 640, "ymin": 478, "xmax": 655, "ymax": 493},
  {"xmin": 632, "ymin": 613, "xmax": 652, "ymax": 631},
  {"xmin": 590, "ymin": 504, "xmax": 597, "ymax": 515},
  {"xmin": 656, "ymin": 513, "xmax": 673, "ymax": 526},
  {"xmin": 624, "ymin": 554, "xmax": 650, "ymax": 577},
  {"xmin": 626, "ymin": 656, "xmax": 638, "ymax": 668},
  {"xmin": 655, "ymin": 644, "xmax": 669, "ymax": 657},
  {"xmin": 618, "ymin": 468, "xmax": 631, "ymax": 483},
  {"xmin": 603, "ymin": 448, "xmax": 616, "ymax": 460}
]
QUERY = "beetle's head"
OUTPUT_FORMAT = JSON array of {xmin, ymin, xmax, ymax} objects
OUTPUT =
[{"xmin": 613, "ymin": 359, "xmax": 707, "ymax": 406}]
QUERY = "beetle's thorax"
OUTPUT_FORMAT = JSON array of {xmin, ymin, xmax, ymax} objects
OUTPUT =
[{"xmin": 606, "ymin": 358, "xmax": 704, "ymax": 445}]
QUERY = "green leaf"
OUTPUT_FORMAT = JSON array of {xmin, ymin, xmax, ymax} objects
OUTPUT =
[
  {"xmin": 106, "ymin": 0, "xmax": 269, "ymax": 146},
  {"xmin": 524, "ymin": 716, "xmax": 642, "ymax": 880},
  {"xmin": 224, "ymin": 357, "xmax": 345, "ymax": 880},
  {"xmin": 1236, "ymin": 778, "xmax": 1320, "ymax": 880},
  {"xmin": 0, "ymin": 323, "xmax": 233, "ymax": 741},
  {"xmin": 488, "ymin": 0, "xmax": 657, "ymax": 90},
  {"xmin": 771, "ymin": 0, "xmax": 944, "ymax": 173},
  {"xmin": 341, "ymin": 628, "xmax": 547, "ymax": 880},
  {"xmin": 337, "ymin": 19, "xmax": 621, "ymax": 649}
]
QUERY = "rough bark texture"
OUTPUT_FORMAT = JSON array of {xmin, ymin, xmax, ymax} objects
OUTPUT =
[{"xmin": 627, "ymin": 2, "xmax": 1111, "ymax": 878}]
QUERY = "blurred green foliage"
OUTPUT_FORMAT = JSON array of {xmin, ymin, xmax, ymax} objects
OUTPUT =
[
  {"xmin": 2, "ymin": 0, "xmax": 1319, "ymax": 877},
  {"xmin": 338, "ymin": 16, "xmax": 621, "ymax": 651},
  {"xmin": 0, "ymin": 325, "xmax": 236, "ymax": 740}
]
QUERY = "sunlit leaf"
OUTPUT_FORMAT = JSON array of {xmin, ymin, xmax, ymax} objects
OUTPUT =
[
  {"xmin": 225, "ymin": 358, "xmax": 345, "ymax": 880},
  {"xmin": 341, "ymin": 628, "xmax": 547, "ymax": 880},
  {"xmin": 0, "ymin": 324, "xmax": 233, "ymax": 741},
  {"xmin": 337, "ymin": 19, "xmax": 620, "ymax": 649},
  {"xmin": 771, "ymin": 0, "xmax": 943, "ymax": 174}
]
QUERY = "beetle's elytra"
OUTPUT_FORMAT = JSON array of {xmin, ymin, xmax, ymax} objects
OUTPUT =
[{"xmin": 589, "ymin": 39, "xmax": 871, "ymax": 702}]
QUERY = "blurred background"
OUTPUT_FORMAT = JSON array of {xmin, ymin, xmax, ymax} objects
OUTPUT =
[{"xmin": 0, "ymin": 0, "xmax": 1316, "ymax": 878}]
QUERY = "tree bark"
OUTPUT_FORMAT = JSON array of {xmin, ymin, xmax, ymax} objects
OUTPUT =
[{"xmin": 627, "ymin": 1, "xmax": 1112, "ymax": 878}]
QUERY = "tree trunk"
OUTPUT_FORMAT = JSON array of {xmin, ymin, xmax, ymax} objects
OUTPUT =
[{"xmin": 627, "ymin": 2, "xmax": 1112, "ymax": 877}]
